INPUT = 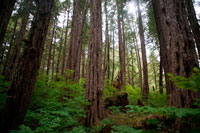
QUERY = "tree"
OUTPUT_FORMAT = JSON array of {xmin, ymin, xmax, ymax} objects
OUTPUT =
[
  {"xmin": 0, "ymin": 0, "xmax": 54, "ymax": 131},
  {"xmin": 66, "ymin": 0, "xmax": 88, "ymax": 82},
  {"xmin": 136, "ymin": 0, "xmax": 149, "ymax": 100},
  {"xmin": 5, "ymin": 0, "xmax": 33, "ymax": 81},
  {"xmin": 116, "ymin": 0, "xmax": 126, "ymax": 90},
  {"xmin": 0, "ymin": 0, "xmax": 16, "ymax": 51},
  {"xmin": 152, "ymin": 0, "xmax": 199, "ymax": 107},
  {"xmin": 185, "ymin": 0, "xmax": 200, "ymax": 58},
  {"xmin": 85, "ymin": 0, "xmax": 103, "ymax": 127}
]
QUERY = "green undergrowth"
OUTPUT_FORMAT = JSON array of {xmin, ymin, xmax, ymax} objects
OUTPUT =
[{"xmin": 11, "ymin": 74, "xmax": 88, "ymax": 133}]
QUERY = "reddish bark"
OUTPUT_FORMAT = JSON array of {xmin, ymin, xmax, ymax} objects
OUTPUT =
[{"xmin": 0, "ymin": 0, "xmax": 53, "ymax": 131}]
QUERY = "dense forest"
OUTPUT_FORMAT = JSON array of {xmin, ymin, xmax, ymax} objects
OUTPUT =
[{"xmin": 0, "ymin": 0, "xmax": 200, "ymax": 132}]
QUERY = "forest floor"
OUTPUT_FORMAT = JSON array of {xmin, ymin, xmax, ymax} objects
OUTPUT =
[{"xmin": 0, "ymin": 76, "xmax": 200, "ymax": 133}]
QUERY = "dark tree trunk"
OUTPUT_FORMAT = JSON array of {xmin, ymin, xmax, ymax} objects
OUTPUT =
[
  {"xmin": 5, "ymin": 0, "xmax": 33, "ymax": 81},
  {"xmin": 159, "ymin": 55, "xmax": 163, "ymax": 94},
  {"xmin": 0, "ymin": 0, "xmax": 16, "ymax": 51},
  {"xmin": 47, "ymin": 21, "xmax": 56, "ymax": 75},
  {"xmin": 52, "ymin": 28, "xmax": 57, "ymax": 80},
  {"xmin": 152, "ymin": 0, "xmax": 199, "ymax": 108},
  {"xmin": 185, "ymin": 0, "xmax": 200, "ymax": 58},
  {"xmin": 61, "ymin": 9, "xmax": 70, "ymax": 77},
  {"xmin": 112, "ymin": 30, "xmax": 115, "ymax": 82},
  {"xmin": 2, "ymin": 17, "xmax": 18, "ymax": 75},
  {"xmin": 85, "ymin": 0, "xmax": 103, "ymax": 127},
  {"xmin": 136, "ymin": 0, "xmax": 149, "ymax": 100},
  {"xmin": 81, "ymin": 43, "xmax": 85, "ymax": 78},
  {"xmin": 0, "ymin": 0, "xmax": 53, "ymax": 131}
]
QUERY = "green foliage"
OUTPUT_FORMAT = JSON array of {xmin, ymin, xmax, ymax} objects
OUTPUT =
[
  {"xmin": 126, "ymin": 85, "xmax": 142, "ymax": 105},
  {"xmin": 168, "ymin": 67, "xmax": 200, "ymax": 92},
  {"xmin": 147, "ymin": 91, "xmax": 168, "ymax": 107},
  {"xmin": 108, "ymin": 106, "xmax": 122, "ymax": 113},
  {"xmin": 13, "ymin": 74, "xmax": 88, "ymax": 132},
  {"xmin": 111, "ymin": 125, "xmax": 143, "ymax": 133},
  {"xmin": 104, "ymin": 81, "xmax": 117, "ymax": 98},
  {"xmin": 126, "ymin": 105, "xmax": 200, "ymax": 119}
]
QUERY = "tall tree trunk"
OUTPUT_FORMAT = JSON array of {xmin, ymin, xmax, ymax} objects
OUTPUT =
[
  {"xmin": 112, "ymin": 30, "xmax": 115, "ymax": 82},
  {"xmin": 116, "ymin": 0, "xmax": 126, "ymax": 90},
  {"xmin": 81, "ymin": 43, "xmax": 85, "ymax": 78},
  {"xmin": 0, "ymin": 0, "xmax": 16, "ymax": 51},
  {"xmin": 0, "ymin": 0, "xmax": 53, "ymax": 131},
  {"xmin": 152, "ymin": 59, "xmax": 157, "ymax": 90},
  {"xmin": 85, "ymin": 0, "xmax": 103, "ymax": 127},
  {"xmin": 61, "ymin": 9, "xmax": 70, "ymax": 76},
  {"xmin": 67, "ymin": 0, "xmax": 88, "ymax": 82},
  {"xmin": 46, "ymin": 20, "xmax": 56, "ymax": 75},
  {"xmin": 56, "ymin": 13, "xmax": 66, "ymax": 74},
  {"xmin": 152, "ymin": 0, "xmax": 199, "ymax": 108},
  {"xmin": 52, "ymin": 28, "xmax": 57, "ymax": 80},
  {"xmin": 2, "ymin": 17, "xmax": 18, "ymax": 75},
  {"xmin": 136, "ymin": 0, "xmax": 149, "ymax": 100},
  {"xmin": 5, "ymin": 0, "xmax": 33, "ymax": 81},
  {"xmin": 133, "ymin": 33, "xmax": 143, "ymax": 89},
  {"xmin": 151, "ymin": 0, "xmax": 172, "ymax": 95},
  {"xmin": 159, "ymin": 55, "xmax": 163, "ymax": 94},
  {"xmin": 185, "ymin": 0, "xmax": 200, "ymax": 58},
  {"xmin": 131, "ymin": 48, "xmax": 135, "ymax": 89}
]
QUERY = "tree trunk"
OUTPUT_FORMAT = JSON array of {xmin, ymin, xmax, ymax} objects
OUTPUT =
[
  {"xmin": 152, "ymin": 58, "xmax": 157, "ymax": 90},
  {"xmin": 0, "ymin": 0, "xmax": 16, "ymax": 51},
  {"xmin": 152, "ymin": 0, "xmax": 199, "ymax": 108},
  {"xmin": 81, "ymin": 43, "xmax": 85, "ymax": 78},
  {"xmin": 0, "ymin": 0, "xmax": 53, "ymax": 131},
  {"xmin": 85, "ymin": 0, "xmax": 103, "ymax": 127},
  {"xmin": 136, "ymin": 0, "xmax": 149, "ymax": 100},
  {"xmin": 131, "ymin": 48, "xmax": 135, "ymax": 89},
  {"xmin": 52, "ymin": 28, "xmax": 57, "ymax": 80},
  {"xmin": 66, "ymin": 0, "xmax": 88, "ymax": 82},
  {"xmin": 46, "ymin": 20, "xmax": 56, "ymax": 75},
  {"xmin": 2, "ymin": 17, "xmax": 18, "ymax": 75},
  {"xmin": 159, "ymin": 55, "xmax": 163, "ymax": 94},
  {"xmin": 56, "ymin": 13, "xmax": 66, "ymax": 74},
  {"xmin": 61, "ymin": 9, "xmax": 70, "ymax": 76},
  {"xmin": 116, "ymin": 0, "xmax": 126, "ymax": 90},
  {"xmin": 112, "ymin": 30, "xmax": 115, "ymax": 82},
  {"xmin": 185, "ymin": 0, "xmax": 200, "ymax": 58},
  {"xmin": 5, "ymin": 0, "xmax": 33, "ymax": 81}
]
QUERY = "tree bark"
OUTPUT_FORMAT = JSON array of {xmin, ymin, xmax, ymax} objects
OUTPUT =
[
  {"xmin": 66, "ymin": 0, "xmax": 88, "ymax": 82},
  {"xmin": 185, "ymin": 0, "xmax": 200, "ymax": 58},
  {"xmin": 2, "ymin": 17, "xmax": 18, "ymax": 75},
  {"xmin": 131, "ymin": 48, "xmax": 135, "ymax": 89},
  {"xmin": 5, "ymin": 0, "xmax": 33, "ymax": 81},
  {"xmin": 159, "ymin": 55, "xmax": 163, "ymax": 94},
  {"xmin": 136, "ymin": 0, "xmax": 149, "ymax": 100},
  {"xmin": 85, "ymin": 0, "xmax": 103, "ymax": 127},
  {"xmin": 52, "ymin": 28, "xmax": 57, "ymax": 80},
  {"xmin": 0, "ymin": 0, "xmax": 16, "ymax": 51},
  {"xmin": 116, "ymin": 0, "xmax": 126, "ymax": 90},
  {"xmin": 0, "ymin": 0, "xmax": 53, "ymax": 131},
  {"xmin": 152, "ymin": 0, "xmax": 199, "ymax": 107},
  {"xmin": 61, "ymin": 9, "xmax": 70, "ymax": 76},
  {"xmin": 112, "ymin": 30, "xmax": 115, "ymax": 82},
  {"xmin": 46, "ymin": 20, "xmax": 56, "ymax": 75}
]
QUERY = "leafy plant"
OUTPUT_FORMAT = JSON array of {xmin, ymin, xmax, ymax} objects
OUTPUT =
[
  {"xmin": 168, "ymin": 67, "xmax": 200, "ymax": 92},
  {"xmin": 111, "ymin": 125, "xmax": 143, "ymax": 133}
]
